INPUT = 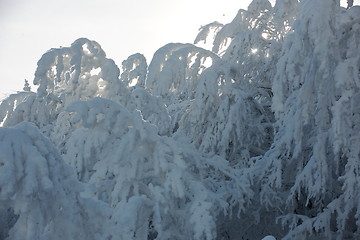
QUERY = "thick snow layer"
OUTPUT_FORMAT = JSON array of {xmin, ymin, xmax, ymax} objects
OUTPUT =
[
  {"xmin": 0, "ymin": 123, "xmax": 110, "ymax": 240},
  {"xmin": 1, "ymin": 0, "xmax": 360, "ymax": 239}
]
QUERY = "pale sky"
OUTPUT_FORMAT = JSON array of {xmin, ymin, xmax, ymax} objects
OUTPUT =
[
  {"xmin": 0, "ymin": 0, "xmax": 357, "ymax": 98},
  {"xmin": 0, "ymin": 0, "xmax": 253, "ymax": 97}
]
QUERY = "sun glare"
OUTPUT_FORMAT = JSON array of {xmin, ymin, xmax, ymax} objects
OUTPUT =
[
  {"xmin": 251, "ymin": 48, "xmax": 258, "ymax": 54},
  {"xmin": 90, "ymin": 67, "xmax": 101, "ymax": 76}
]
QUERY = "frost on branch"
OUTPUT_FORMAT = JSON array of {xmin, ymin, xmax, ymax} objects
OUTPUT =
[
  {"xmin": 190, "ymin": 0, "xmax": 278, "ymax": 154},
  {"xmin": 221, "ymin": 0, "xmax": 277, "ymax": 95},
  {"xmin": 0, "ymin": 38, "xmax": 132, "ymax": 133},
  {"xmin": 61, "ymin": 97, "xmax": 252, "ymax": 239},
  {"xmin": 272, "ymin": 0, "xmax": 300, "ymax": 38},
  {"xmin": 145, "ymin": 43, "xmax": 221, "ymax": 132},
  {"xmin": 252, "ymin": 1, "xmax": 360, "ymax": 239},
  {"xmin": 2, "ymin": 0, "xmax": 360, "ymax": 239},
  {"xmin": 0, "ymin": 90, "xmax": 65, "ymax": 134},
  {"xmin": 146, "ymin": 43, "xmax": 219, "ymax": 105},
  {"xmin": 120, "ymin": 53, "xmax": 148, "ymax": 88},
  {"xmin": 208, "ymin": 0, "xmax": 273, "ymax": 55},
  {"xmin": 180, "ymin": 3, "xmax": 277, "ymax": 163},
  {"xmin": 130, "ymin": 88, "xmax": 171, "ymax": 136},
  {"xmin": 0, "ymin": 123, "xmax": 110, "ymax": 240},
  {"xmin": 178, "ymin": 61, "xmax": 272, "ymax": 165},
  {"xmin": 0, "ymin": 91, "xmax": 35, "ymax": 127},
  {"xmin": 194, "ymin": 21, "xmax": 224, "ymax": 47},
  {"xmin": 33, "ymin": 38, "xmax": 127, "ymax": 106}
]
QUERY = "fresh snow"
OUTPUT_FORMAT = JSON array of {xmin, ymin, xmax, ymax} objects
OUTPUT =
[{"xmin": 1, "ymin": 0, "xmax": 360, "ymax": 239}]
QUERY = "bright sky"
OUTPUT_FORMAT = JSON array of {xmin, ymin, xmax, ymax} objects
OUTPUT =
[
  {"xmin": 0, "ymin": 0, "xmax": 358, "ymax": 98},
  {"xmin": 0, "ymin": 0, "xmax": 253, "ymax": 98}
]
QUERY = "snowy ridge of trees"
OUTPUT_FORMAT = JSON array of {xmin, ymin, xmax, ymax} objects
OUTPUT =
[{"xmin": 0, "ymin": 0, "xmax": 359, "ymax": 239}]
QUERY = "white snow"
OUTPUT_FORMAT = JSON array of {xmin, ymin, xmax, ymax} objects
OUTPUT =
[{"xmin": 1, "ymin": 0, "xmax": 360, "ymax": 239}]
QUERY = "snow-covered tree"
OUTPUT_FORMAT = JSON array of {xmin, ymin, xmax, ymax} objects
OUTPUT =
[
  {"xmin": 194, "ymin": 21, "xmax": 224, "ymax": 50},
  {"xmin": 120, "ymin": 53, "xmax": 148, "ymax": 88},
  {"xmin": 179, "ymin": 0, "xmax": 277, "ymax": 165},
  {"xmin": 0, "ymin": 38, "xmax": 130, "ymax": 134},
  {"xmin": 146, "ymin": 43, "xmax": 219, "ymax": 104},
  {"xmin": 272, "ymin": 0, "xmax": 301, "ymax": 40},
  {"xmin": 23, "ymin": 79, "xmax": 31, "ymax": 91},
  {"xmin": 57, "ymin": 97, "xmax": 252, "ymax": 239},
  {"xmin": 251, "ymin": 1, "xmax": 360, "ymax": 239},
  {"xmin": 0, "ymin": 122, "xmax": 110, "ymax": 240},
  {"xmin": 34, "ymin": 38, "xmax": 130, "ymax": 106},
  {"xmin": 130, "ymin": 88, "xmax": 172, "ymax": 136},
  {"xmin": 1, "ymin": 0, "xmax": 360, "ymax": 239},
  {"xmin": 178, "ymin": 62, "xmax": 273, "ymax": 165},
  {"xmin": 0, "ymin": 91, "xmax": 35, "ymax": 127}
]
